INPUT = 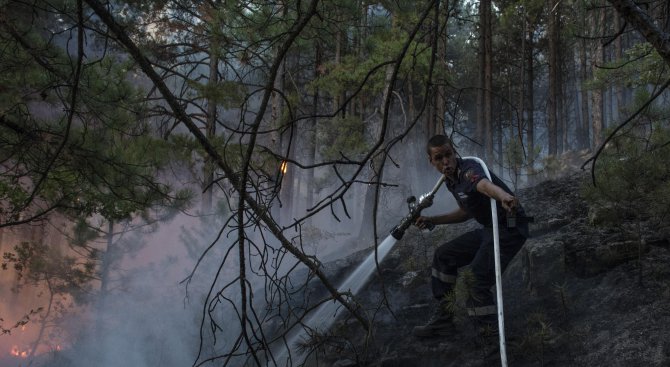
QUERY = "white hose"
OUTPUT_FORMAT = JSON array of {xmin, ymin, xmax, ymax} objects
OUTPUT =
[{"xmin": 462, "ymin": 156, "xmax": 507, "ymax": 367}]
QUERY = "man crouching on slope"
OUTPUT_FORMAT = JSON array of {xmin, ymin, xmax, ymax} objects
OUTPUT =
[{"xmin": 412, "ymin": 134, "xmax": 529, "ymax": 338}]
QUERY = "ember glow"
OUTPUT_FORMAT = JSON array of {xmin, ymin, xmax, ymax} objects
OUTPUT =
[
  {"xmin": 10, "ymin": 345, "xmax": 31, "ymax": 358},
  {"xmin": 280, "ymin": 160, "xmax": 288, "ymax": 174}
]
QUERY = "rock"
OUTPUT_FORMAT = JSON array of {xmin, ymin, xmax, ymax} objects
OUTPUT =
[
  {"xmin": 332, "ymin": 358, "xmax": 357, "ymax": 367},
  {"xmin": 565, "ymin": 239, "xmax": 648, "ymax": 277},
  {"xmin": 291, "ymin": 171, "xmax": 670, "ymax": 367},
  {"xmin": 520, "ymin": 238, "xmax": 565, "ymax": 296}
]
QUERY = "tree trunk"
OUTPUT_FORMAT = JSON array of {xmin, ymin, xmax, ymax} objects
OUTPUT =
[
  {"xmin": 484, "ymin": 0, "xmax": 493, "ymax": 161},
  {"xmin": 606, "ymin": 0, "xmax": 670, "ymax": 65},
  {"xmin": 526, "ymin": 25, "xmax": 535, "ymax": 174},
  {"xmin": 201, "ymin": 51, "xmax": 218, "ymax": 214},
  {"xmin": 519, "ymin": 16, "xmax": 526, "ymax": 149},
  {"xmin": 27, "ymin": 279, "xmax": 54, "ymax": 361},
  {"xmin": 546, "ymin": 0, "xmax": 559, "ymax": 156},
  {"xmin": 96, "ymin": 220, "xmax": 114, "ymax": 343},
  {"xmin": 591, "ymin": 6, "xmax": 605, "ymax": 149},
  {"xmin": 579, "ymin": 36, "xmax": 591, "ymax": 150},
  {"xmin": 359, "ymin": 2, "xmax": 368, "ymax": 120},
  {"xmin": 477, "ymin": 0, "xmax": 493, "ymax": 160},
  {"xmin": 430, "ymin": 1, "xmax": 447, "ymax": 137},
  {"xmin": 356, "ymin": 63, "xmax": 394, "ymax": 244},
  {"xmin": 555, "ymin": 0, "xmax": 566, "ymax": 154},
  {"xmin": 614, "ymin": 12, "xmax": 625, "ymax": 120},
  {"xmin": 304, "ymin": 45, "xmax": 321, "ymax": 212},
  {"xmin": 335, "ymin": 23, "xmax": 346, "ymax": 117}
]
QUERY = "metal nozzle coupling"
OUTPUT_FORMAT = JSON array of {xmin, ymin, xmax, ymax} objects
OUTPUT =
[
  {"xmin": 390, "ymin": 174, "xmax": 446, "ymax": 240},
  {"xmin": 390, "ymin": 225, "xmax": 404, "ymax": 240}
]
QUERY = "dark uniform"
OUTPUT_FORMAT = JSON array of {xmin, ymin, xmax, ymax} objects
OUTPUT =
[{"xmin": 431, "ymin": 157, "xmax": 528, "ymax": 328}]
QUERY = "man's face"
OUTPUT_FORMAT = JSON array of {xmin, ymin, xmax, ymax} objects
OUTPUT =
[{"xmin": 428, "ymin": 144, "xmax": 457, "ymax": 178}]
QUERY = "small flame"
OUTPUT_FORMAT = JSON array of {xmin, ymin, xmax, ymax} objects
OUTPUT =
[
  {"xmin": 10, "ymin": 345, "xmax": 31, "ymax": 358},
  {"xmin": 280, "ymin": 161, "xmax": 288, "ymax": 174}
]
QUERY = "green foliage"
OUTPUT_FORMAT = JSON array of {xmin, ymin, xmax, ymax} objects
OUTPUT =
[
  {"xmin": 2, "ymin": 241, "xmax": 95, "ymax": 299},
  {"xmin": 581, "ymin": 121, "xmax": 670, "ymax": 227},
  {"xmin": 518, "ymin": 312, "xmax": 553, "ymax": 365},
  {"xmin": 187, "ymin": 79, "xmax": 246, "ymax": 109},
  {"xmin": 318, "ymin": 116, "xmax": 369, "ymax": 161},
  {"xmin": 442, "ymin": 268, "xmax": 477, "ymax": 322},
  {"xmin": 0, "ymin": 3, "xmax": 197, "ymax": 341},
  {"xmin": 0, "ymin": 28, "xmax": 194, "ymax": 221},
  {"xmin": 310, "ymin": 27, "xmax": 444, "ymax": 99},
  {"xmin": 589, "ymin": 43, "xmax": 670, "ymax": 92},
  {"xmin": 72, "ymin": 219, "xmax": 101, "ymax": 248},
  {"xmin": 504, "ymin": 138, "xmax": 526, "ymax": 187},
  {"xmin": 0, "ymin": 308, "xmax": 43, "ymax": 335}
]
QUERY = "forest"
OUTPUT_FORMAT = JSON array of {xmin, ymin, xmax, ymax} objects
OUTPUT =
[{"xmin": 0, "ymin": 0, "xmax": 669, "ymax": 366}]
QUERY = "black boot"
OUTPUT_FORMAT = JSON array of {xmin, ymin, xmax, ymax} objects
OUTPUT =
[{"xmin": 412, "ymin": 304, "xmax": 454, "ymax": 337}]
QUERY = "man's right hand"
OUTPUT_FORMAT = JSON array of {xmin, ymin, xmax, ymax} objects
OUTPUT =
[{"xmin": 415, "ymin": 216, "xmax": 433, "ymax": 230}]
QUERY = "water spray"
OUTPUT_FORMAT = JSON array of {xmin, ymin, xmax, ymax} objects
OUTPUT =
[
  {"xmin": 274, "ymin": 175, "xmax": 447, "ymax": 365},
  {"xmin": 275, "ymin": 167, "xmax": 510, "ymax": 366},
  {"xmin": 390, "ymin": 174, "xmax": 446, "ymax": 240}
]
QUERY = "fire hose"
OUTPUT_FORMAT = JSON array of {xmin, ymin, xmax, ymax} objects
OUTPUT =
[
  {"xmin": 390, "ymin": 158, "xmax": 509, "ymax": 367},
  {"xmin": 464, "ymin": 156, "xmax": 508, "ymax": 367}
]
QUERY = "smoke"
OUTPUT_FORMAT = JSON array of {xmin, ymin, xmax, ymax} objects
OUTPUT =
[
  {"xmin": 0, "ymin": 131, "xmax": 462, "ymax": 367},
  {"xmin": 0, "ymin": 212, "xmax": 230, "ymax": 367}
]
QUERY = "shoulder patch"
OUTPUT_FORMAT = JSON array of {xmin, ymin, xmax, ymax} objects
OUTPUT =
[{"xmin": 464, "ymin": 169, "xmax": 480, "ymax": 183}]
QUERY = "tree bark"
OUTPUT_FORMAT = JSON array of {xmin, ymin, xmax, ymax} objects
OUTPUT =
[
  {"xmin": 591, "ymin": 5, "xmax": 605, "ymax": 149},
  {"xmin": 526, "ymin": 27, "xmax": 535, "ymax": 162},
  {"xmin": 478, "ymin": 0, "xmax": 493, "ymax": 160},
  {"xmin": 201, "ymin": 50, "xmax": 218, "ymax": 214},
  {"xmin": 526, "ymin": 25, "xmax": 536, "ymax": 173},
  {"xmin": 579, "ymin": 36, "xmax": 591, "ymax": 150},
  {"xmin": 546, "ymin": 0, "xmax": 559, "ymax": 156},
  {"xmin": 607, "ymin": 0, "xmax": 670, "ymax": 66}
]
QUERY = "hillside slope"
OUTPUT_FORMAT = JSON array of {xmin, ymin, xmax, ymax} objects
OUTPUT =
[{"xmin": 309, "ymin": 171, "xmax": 670, "ymax": 367}]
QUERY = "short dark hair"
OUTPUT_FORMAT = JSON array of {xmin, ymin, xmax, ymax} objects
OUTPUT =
[{"xmin": 426, "ymin": 134, "xmax": 454, "ymax": 155}]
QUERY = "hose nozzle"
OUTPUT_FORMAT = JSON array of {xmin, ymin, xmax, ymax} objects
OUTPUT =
[{"xmin": 389, "ymin": 175, "xmax": 445, "ymax": 240}]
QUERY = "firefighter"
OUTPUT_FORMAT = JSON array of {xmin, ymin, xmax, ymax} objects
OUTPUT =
[{"xmin": 412, "ymin": 134, "xmax": 529, "ymax": 338}]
